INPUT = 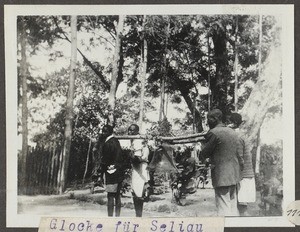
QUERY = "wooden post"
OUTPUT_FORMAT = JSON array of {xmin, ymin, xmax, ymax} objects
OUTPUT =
[
  {"xmin": 57, "ymin": 149, "xmax": 63, "ymax": 194},
  {"xmin": 26, "ymin": 148, "xmax": 32, "ymax": 195},
  {"xmin": 46, "ymin": 148, "xmax": 52, "ymax": 194},
  {"xmin": 37, "ymin": 150, "xmax": 42, "ymax": 194},
  {"xmin": 53, "ymin": 147, "xmax": 59, "ymax": 194},
  {"xmin": 115, "ymin": 132, "xmax": 207, "ymax": 143},
  {"xmin": 32, "ymin": 148, "xmax": 37, "ymax": 194},
  {"xmin": 42, "ymin": 150, "xmax": 47, "ymax": 194},
  {"xmin": 49, "ymin": 147, "xmax": 55, "ymax": 194}
]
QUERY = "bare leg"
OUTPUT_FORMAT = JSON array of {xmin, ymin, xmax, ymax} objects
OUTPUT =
[
  {"xmin": 133, "ymin": 197, "xmax": 143, "ymax": 217},
  {"xmin": 238, "ymin": 204, "xmax": 248, "ymax": 216},
  {"xmin": 115, "ymin": 184, "xmax": 122, "ymax": 217},
  {"xmin": 107, "ymin": 193, "xmax": 114, "ymax": 217}
]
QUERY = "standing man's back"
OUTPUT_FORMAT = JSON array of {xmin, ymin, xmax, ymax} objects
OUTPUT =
[
  {"xmin": 207, "ymin": 125, "xmax": 242, "ymax": 187},
  {"xmin": 201, "ymin": 109, "xmax": 243, "ymax": 216}
]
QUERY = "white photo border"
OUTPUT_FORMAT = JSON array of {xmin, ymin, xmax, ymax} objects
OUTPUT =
[{"xmin": 4, "ymin": 4, "xmax": 295, "ymax": 228}]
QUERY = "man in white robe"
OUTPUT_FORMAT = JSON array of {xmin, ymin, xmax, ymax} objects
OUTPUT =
[{"xmin": 128, "ymin": 124, "xmax": 150, "ymax": 217}]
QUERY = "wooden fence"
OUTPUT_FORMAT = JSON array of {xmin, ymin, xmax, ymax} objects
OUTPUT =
[
  {"xmin": 24, "ymin": 146, "xmax": 63, "ymax": 195},
  {"xmin": 22, "ymin": 133, "xmax": 207, "ymax": 195}
]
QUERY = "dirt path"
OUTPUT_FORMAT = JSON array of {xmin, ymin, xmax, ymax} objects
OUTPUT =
[
  {"xmin": 18, "ymin": 186, "xmax": 217, "ymax": 217},
  {"xmin": 18, "ymin": 184, "xmax": 261, "ymax": 217}
]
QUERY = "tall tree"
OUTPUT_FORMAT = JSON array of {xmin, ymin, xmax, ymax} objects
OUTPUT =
[
  {"xmin": 138, "ymin": 15, "xmax": 148, "ymax": 130},
  {"xmin": 82, "ymin": 137, "xmax": 92, "ymax": 185},
  {"xmin": 159, "ymin": 77, "xmax": 166, "ymax": 122},
  {"xmin": 234, "ymin": 16, "xmax": 239, "ymax": 112},
  {"xmin": 108, "ymin": 15, "xmax": 125, "ymax": 113},
  {"xmin": 255, "ymin": 14, "xmax": 263, "ymax": 174},
  {"xmin": 52, "ymin": 16, "xmax": 110, "ymax": 91},
  {"xmin": 17, "ymin": 16, "xmax": 59, "ymax": 194},
  {"xmin": 210, "ymin": 21, "xmax": 231, "ymax": 115},
  {"xmin": 240, "ymin": 46, "xmax": 281, "ymax": 151},
  {"xmin": 159, "ymin": 17, "xmax": 170, "ymax": 122},
  {"xmin": 207, "ymin": 36, "xmax": 211, "ymax": 112},
  {"xmin": 19, "ymin": 17, "xmax": 28, "ymax": 195},
  {"xmin": 146, "ymin": 15, "xmax": 205, "ymax": 132},
  {"xmin": 59, "ymin": 15, "xmax": 77, "ymax": 194}
]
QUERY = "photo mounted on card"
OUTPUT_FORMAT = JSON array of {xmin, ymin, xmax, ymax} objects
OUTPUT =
[{"xmin": 4, "ymin": 3, "xmax": 294, "ymax": 229}]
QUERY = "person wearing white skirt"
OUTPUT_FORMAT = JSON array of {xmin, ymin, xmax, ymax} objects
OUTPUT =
[
  {"xmin": 128, "ymin": 124, "xmax": 150, "ymax": 217},
  {"xmin": 228, "ymin": 113, "xmax": 256, "ymax": 216}
]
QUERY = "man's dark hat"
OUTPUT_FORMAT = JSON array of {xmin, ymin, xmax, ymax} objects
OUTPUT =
[{"xmin": 102, "ymin": 124, "xmax": 113, "ymax": 134}]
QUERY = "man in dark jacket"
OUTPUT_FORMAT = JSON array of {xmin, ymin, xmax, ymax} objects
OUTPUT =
[
  {"xmin": 100, "ymin": 125, "xmax": 124, "ymax": 217},
  {"xmin": 201, "ymin": 109, "xmax": 243, "ymax": 216}
]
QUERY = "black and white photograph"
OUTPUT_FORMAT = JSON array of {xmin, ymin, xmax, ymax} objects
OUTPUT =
[{"xmin": 4, "ymin": 4, "xmax": 295, "ymax": 228}]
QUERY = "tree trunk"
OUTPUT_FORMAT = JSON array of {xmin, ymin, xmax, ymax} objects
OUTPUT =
[
  {"xmin": 255, "ymin": 128, "xmax": 262, "ymax": 174},
  {"xmin": 56, "ymin": 149, "xmax": 63, "ymax": 194},
  {"xmin": 20, "ymin": 17, "xmax": 28, "ymax": 195},
  {"xmin": 165, "ymin": 92, "xmax": 169, "ymax": 117},
  {"xmin": 172, "ymin": 75, "xmax": 204, "ymax": 132},
  {"xmin": 181, "ymin": 89, "xmax": 203, "ymax": 133},
  {"xmin": 192, "ymin": 93, "xmax": 196, "ymax": 133},
  {"xmin": 159, "ymin": 75, "xmax": 165, "ymax": 122},
  {"xmin": 234, "ymin": 16, "xmax": 239, "ymax": 112},
  {"xmin": 108, "ymin": 15, "xmax": 125, "ymax": 112},
  {"xmin": 159, "ymin": 17, "xmax": 170, "ymax": 122},
  {"xmin": 211, "ymin": 23, "xmax": 231, "ymax": 116},
  {"xmin": 138, "ymin": 15, "xmax": 148, "ymax": 130},
  {"xmin": 207, "ymin": 37, "xmax": 211, "ymax": 111},
  {"xmin": 82, "ymin": 138, "xmax": 92, "ymax": 185},
  {"xmin": 254, "ymin": 14, "xmax": 263, "ymax": 173},
  {"xmin": 52, "ymin": 16, "xmax": 111, "ymax": 91},
  {"xmin": 138, "ymin": 39, "xmax": 148, "ymax": 130},
  {"xmin": 59, "ymin": 15, "xmax": 77, "ymax": 194},
  {"xmin": 240, "ymin": 46, "xmax": 281, "ymax": 151}
]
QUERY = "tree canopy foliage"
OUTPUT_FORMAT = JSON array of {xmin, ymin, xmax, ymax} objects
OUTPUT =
[{"xmin": 17, "ymin": 14, "xmax": 282, "ymax": 184}]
